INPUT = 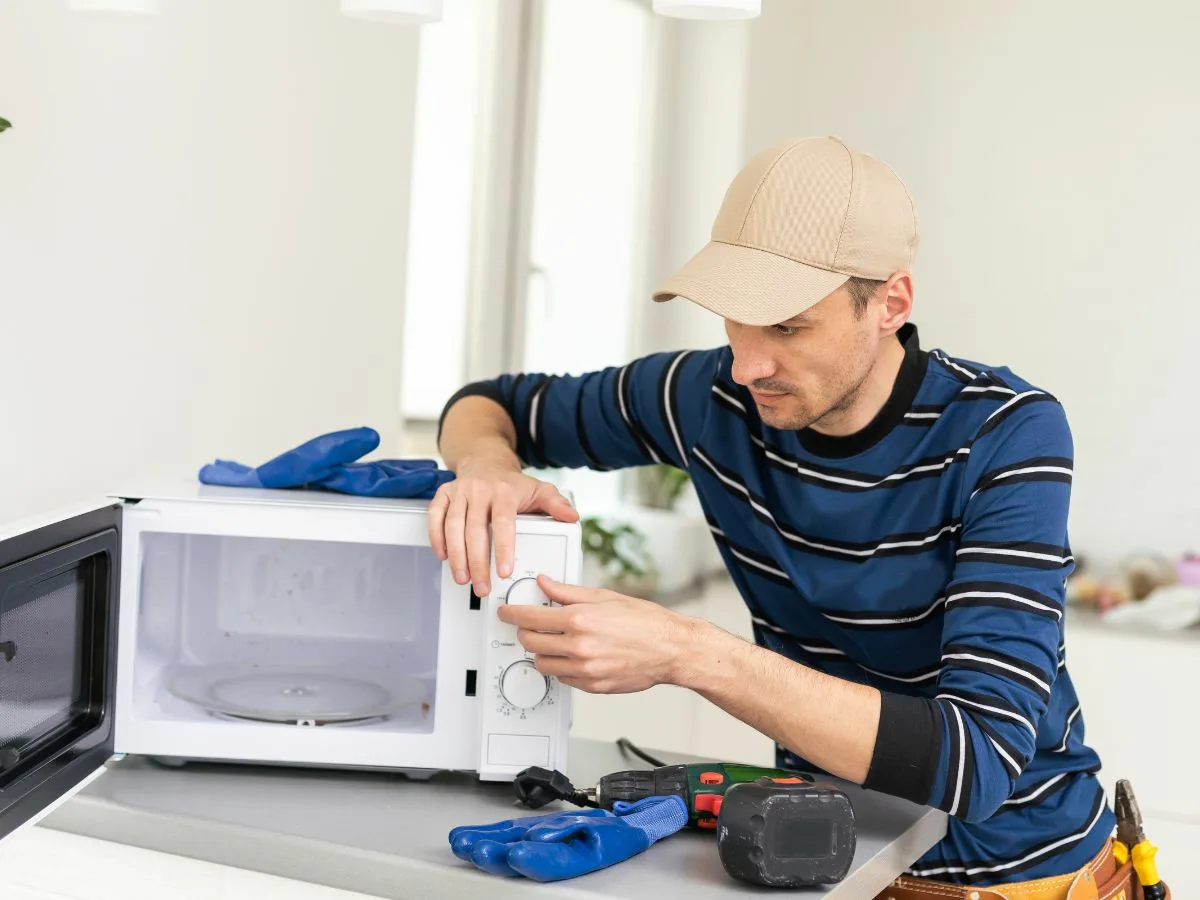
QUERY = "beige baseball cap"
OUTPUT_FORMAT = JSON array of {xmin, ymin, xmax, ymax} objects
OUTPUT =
[{"xmin": 652, "ymin": 136, "xmax": 919, "ymax": 326}]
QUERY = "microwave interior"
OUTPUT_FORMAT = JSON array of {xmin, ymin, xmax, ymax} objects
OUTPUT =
[{"xmin": 130, "ymin": 530, "xmax": 443, "ymax": 733}]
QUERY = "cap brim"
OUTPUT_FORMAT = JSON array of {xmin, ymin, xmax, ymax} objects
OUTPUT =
[{"xmin": 651, "ymin": 241, "xmax": 850, "ymax": 326}]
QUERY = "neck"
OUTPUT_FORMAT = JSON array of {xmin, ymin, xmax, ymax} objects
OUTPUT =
[{"xmin": 809, "ymin": 335, "xmax": 907, "ymax": 437}]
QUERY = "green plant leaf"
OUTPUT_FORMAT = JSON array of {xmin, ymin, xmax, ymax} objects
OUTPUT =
[
  {"xmin": 580, "ymin": 515, "xmax": 654, "ymax": 579},
  {"xmin": 0, "ymin": 117, "xmax": 11, "ymax": 133}
]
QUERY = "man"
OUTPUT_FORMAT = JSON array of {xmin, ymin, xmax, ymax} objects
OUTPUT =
[{"xmin": 431, "ymin": 137, "xmax": 1135, "ymax": 898}]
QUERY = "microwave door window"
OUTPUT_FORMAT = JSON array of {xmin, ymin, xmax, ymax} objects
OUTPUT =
[{"xmin": 0, "ymin": 571, "xmax": 87, "ymax": 776}]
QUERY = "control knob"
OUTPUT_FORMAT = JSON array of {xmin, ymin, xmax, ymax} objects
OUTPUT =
[
  {"xmin": 499, "ymin": 660, "xmax": 549, "ymax": 710},
  {"xmin": 504, "ymin": 576, "xmax": 549, "ymax": 607}
]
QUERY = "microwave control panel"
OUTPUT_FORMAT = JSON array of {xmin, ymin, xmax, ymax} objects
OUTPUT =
[{"xmin": 477, "ymin": 531, "xmax": 574, "ymax": 780}]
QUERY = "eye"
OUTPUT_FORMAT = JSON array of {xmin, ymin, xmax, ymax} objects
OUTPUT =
[{"xmin": 772, "ymin": 324, "xmax": 799, "ymax": 337}]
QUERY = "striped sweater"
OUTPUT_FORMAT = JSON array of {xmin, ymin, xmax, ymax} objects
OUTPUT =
[{"xmin": 442, "ymin": 323, "xmax": 1114, "ymax": 885}]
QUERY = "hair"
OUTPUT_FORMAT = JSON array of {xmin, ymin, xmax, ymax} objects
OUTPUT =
[{"xmin": 845, "ymin": 276, "xmax": 887, "ymax": 318}]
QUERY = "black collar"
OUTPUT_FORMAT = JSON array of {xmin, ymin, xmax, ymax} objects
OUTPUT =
[{"xmin": 795, "ymin": 323, "xmax": 928, "ymax": 459}]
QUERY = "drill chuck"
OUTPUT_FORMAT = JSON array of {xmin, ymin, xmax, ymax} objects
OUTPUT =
[{"xmin": 596, "ymin": 765, "xmax": 689, "ymax": 809}]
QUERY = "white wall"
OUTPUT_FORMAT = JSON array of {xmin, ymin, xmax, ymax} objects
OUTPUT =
[
  {"xmin": 0, "ymin": 0, "xmax": 418, "ymax": 520},
  {"xmin": 742, "ymin": 0, "xmax": 1200, "ymax": 562},
  {"xmin": 634, "ymin": 18, "xmax": 749, "ymax": 357}
]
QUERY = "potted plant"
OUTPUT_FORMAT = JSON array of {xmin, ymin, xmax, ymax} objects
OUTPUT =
[
  {"xmin": 635, "ymin": 463, "xmax": 691, "ymax": 510},
  {"xmin": 573, "ymin": 465, "xmax": 722, "ymax": 602},
  {"xmin": 580, "ymin": 515, "xmax": 658, "ymax": 597}
]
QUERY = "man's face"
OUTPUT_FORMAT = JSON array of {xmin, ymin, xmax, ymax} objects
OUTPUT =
[{"xmin": 724, "ymin": 284, "xmax": 885, "ymax": 432}]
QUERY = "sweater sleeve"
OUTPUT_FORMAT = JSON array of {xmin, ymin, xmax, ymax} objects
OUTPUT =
[
  {"xmin": 437, "ymin": 350, "xmax": 719, "ymax": 472},
  {"xmin": 864, "ymin": 395, "xmax": 1074, "ymax": 822}
]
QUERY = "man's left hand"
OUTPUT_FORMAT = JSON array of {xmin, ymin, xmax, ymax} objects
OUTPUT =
[{"xmin": 496, "ymin": 576, "xmax": 701, "ymax": 693}]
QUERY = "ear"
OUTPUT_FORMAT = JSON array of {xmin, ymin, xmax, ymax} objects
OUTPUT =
[{"xmin": 879, "ymin": 272, "xmax": 914, "ymax": 336}]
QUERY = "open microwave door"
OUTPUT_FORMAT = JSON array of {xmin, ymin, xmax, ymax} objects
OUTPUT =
[{"xmin": 0, "ymin": 502, "xmax": 121, "ymax": 845}]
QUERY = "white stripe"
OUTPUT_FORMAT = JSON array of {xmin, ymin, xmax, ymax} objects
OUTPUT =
[
  {"xmin": 713, "ymin": 383, "xmax": 976, "ymax": 490},
  {"xmin": 751, "ymin": 431, "xmax": 970, "ymax": 489},
  {"xmin": 711, "ymin": 383, "xmax": 746, "ymax": 413},
  {"xmin": 801, "ymin": 644, "xmax": 847, "ymax": 656},
  {"xmin": 730, "ymin": 548, "xmax": 789, "ymax": 581},
  {"xmin": 909, "ymin": 798, "xmax": 1105, "ymax": 878},
  {"xmin": 991, "ymin": 465, "xmax": 1072, "ymax": 482},
  {"xmin": 948, "ymin": 705, "xmax": 967, "ymax": 817},
  {"xmin": 694, "ymin": 448, "xmax": 961, "ymax": 558},
  {"xmin": 933, "ymin": 350, "xmax": 980, "ymax": 381},
  {"xmin": 859, "ymin": 664, "xmax": 940, "ymax": 685},
  {"xmin": 823, "ymin": 595, "xmax": 944, "ymax": 627},
  {"xmin": 936, "ymin": 692, "xmax": 1036, "ymax": 738},
  {"xmin": 617, "ymin": 366, "xmax": 662, "ymax": 464},
  {"xmin": 707, "ymin": 524, "xmax": 791, "ymax": 581},
  {"xmin": 969, "ymin": 464, "xmax": 1073, "ymax": 502},
  {"xmin": 988, "ymin": 734, "xmax": 1022, "ymax": 777},
  {"xmin": 663, "ymin": 351, "xmax": 691, "ymax": 468},
  {"xmin": 1057, "ymin": 704, "xmax": 1081, "ymax": 753},
  {"xmin": 945, "ymin": 589, "xmax": 1062, "ymax": 621},
  {"xmin": 1002, "ymin": 773, "xmax": 1068, "ymax": 808},
  {"xmin": 983, "ymin": 389, "xmax": 1046, "ymax": 424},
  {"xmin": 751, "ymin": 615, "xmax": 786, "ymax": 634},
  {"xmin": 961, "ymin": 383, "xmax": 1017, "ymax": 397},
  {"xmin": 904, "ymin": 410, "xmax": 941, "ymax": 420},
  {"xmin": 529, "ymin": 384, "xmax": 543, "ymax": 444},
  {"xmin": 942, "ymin": 652, "xmax": 1052, "ymax": 695},
  {"xmin": 749, "ymin": 616, "xmax": 847, "ymax": 656},
  {"xmin": 956, "ymin": 546, "xmax": 1070, "ymax": 565}
]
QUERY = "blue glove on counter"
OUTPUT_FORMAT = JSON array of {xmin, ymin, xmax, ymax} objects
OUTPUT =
[
  {"xmin": 198, "ymin": 426, "xmax": 454, "ymax": 500},
  {"xmin": 449, "ymin": 795, "xmax": 688, "ymax": 882}
]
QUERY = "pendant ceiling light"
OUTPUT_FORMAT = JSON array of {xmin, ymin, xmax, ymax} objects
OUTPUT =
[
  {"xmin": 653, "ymin": 0, "xmax": 761, "ymax": 19},
  {"xmin": 69, "ymin": 0, "xmax": 160, "ymax": 12},
  {"xmin": 341, "ymin": 0, "xmax": 443, "ymax": 24}
]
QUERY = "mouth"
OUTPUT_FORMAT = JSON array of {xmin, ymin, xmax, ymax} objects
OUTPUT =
[{"xmin": 750, "ymin": 390, "xmax": 789, "ymax": 405}]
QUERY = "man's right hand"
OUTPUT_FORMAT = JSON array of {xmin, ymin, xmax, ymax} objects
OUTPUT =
[{"xmin": 427, "ymin": 459, "xmax": 579, "ymax": 598}]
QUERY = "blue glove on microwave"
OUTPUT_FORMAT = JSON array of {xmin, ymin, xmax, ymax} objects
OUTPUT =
[
  {"xmin": 198, "ymin": 426, "xmax": 454, "ymax": 500},
  {"xmin": 448, "ymin": 795, "xmax": 688, "ymax": 882}
]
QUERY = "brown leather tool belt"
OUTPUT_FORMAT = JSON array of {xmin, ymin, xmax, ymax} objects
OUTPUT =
[{"xmin": 874, "ymin": 839, "xmax": 1170, "ymax": 900}]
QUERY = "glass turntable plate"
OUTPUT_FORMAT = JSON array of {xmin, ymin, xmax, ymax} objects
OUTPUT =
[{"xmin": 165, "ymin": 663, "xmax": 426, "ymax": 724}]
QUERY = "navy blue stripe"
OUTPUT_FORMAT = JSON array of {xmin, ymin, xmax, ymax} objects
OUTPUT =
[{"xmin": 911, "ymin": 782, "xmax": 1106, "ymax": 882}]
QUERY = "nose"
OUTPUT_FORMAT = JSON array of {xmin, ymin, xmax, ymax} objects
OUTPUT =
[{"xmin": 728, "ymin": 330, "xmax": 776, "ymax": 387}]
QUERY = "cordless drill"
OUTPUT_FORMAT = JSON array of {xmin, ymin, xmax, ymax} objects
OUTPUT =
[{"xmin": 514, "ymin": 762, "xmax": 857, "ymax": 887}]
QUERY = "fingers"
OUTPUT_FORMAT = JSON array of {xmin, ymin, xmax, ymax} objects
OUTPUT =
[
  {"xmin": 427, "ymin": 487, "xmax": 450, "ymax": 561},
  {"xmin": 491, "ymin": 501, "xmax": 518, "ymax": 580},
  {"xmin": 515, "ymin": 627, "xmax": 571, "ymax": 656},
  {"xmin": 465, "ymin": 498, "xmax": 494, "ymax": 596},
  {"xmin": 531, "ymin": 483, "xmax": 580, "ymax": 523},
  {"xmin": 499, "ymin": 603, "xmax": 566, "ymax": 632},
  {"xmin": 536, "ymin": 576, "xmax": 602, "ymax": 605},
  {"xmin": 429, "ymin": 475, "xmax": 581, "ymax": 595},
  {"xmin": 443, "ymin": 490, "xmax": 470, "ymax": 585}
]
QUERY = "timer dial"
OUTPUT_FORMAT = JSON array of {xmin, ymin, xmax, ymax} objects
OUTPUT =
[{"xmin": 499, "ymin": 660, "xmax": 549, "ymax": 709}]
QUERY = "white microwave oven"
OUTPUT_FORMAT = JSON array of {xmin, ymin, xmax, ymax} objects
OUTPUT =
[{"xmin": 0, "ymin": 480, "xmax": 581, "ymax": 845}]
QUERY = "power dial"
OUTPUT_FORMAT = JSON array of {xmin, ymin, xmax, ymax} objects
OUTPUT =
[
  {"xmin": 499, "ymin": 660, "xmax": 549, "ymax": 709},
  {"xmin": 504, "ymin": 576, "xmax": 548, "ymax": 607}
]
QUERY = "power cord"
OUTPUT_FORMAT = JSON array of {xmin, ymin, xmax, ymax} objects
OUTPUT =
[{"xmin": 616, "ymin": 737, "xmax": 667, "ymax": 768}]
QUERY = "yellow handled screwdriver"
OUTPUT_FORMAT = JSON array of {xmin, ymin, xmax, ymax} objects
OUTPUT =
[{"xmin": 1113, "ymin": 779, "xmax": 1165, "ymax": 899}]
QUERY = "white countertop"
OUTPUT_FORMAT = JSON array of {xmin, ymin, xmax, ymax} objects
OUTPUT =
[{"xmin": 30, "ymin": 738, "xmax": 945, "ymax": 899}]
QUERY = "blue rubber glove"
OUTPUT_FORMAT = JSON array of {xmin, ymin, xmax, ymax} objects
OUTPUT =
[
  {"xmin": 198, "ymin": 426, "xmax": 455, "ymax": 500},
  {"xmin": 448, "ymin": 795, "xmax": 688, "ymax": 882}
]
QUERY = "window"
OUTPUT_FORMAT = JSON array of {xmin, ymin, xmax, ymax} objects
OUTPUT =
[
  {"xmin": 520, "ymin": 0, "xmax": 656, "ymax": 378},
  {"xmin": 400, "ymin": 0, "xmax": 661, "ymax": 501},
  {"xmin": 399, "ymin": 0, "xmax": 485, "ymax": 422}
]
